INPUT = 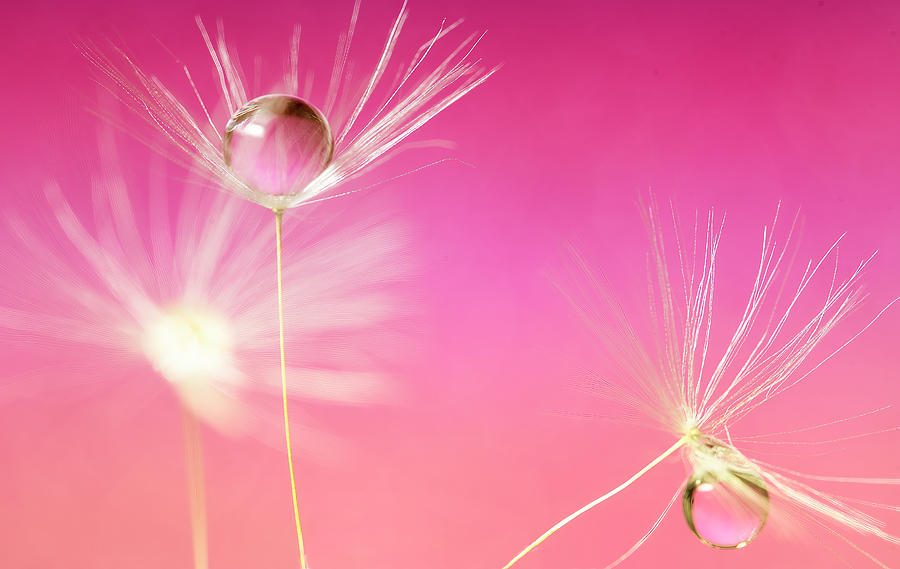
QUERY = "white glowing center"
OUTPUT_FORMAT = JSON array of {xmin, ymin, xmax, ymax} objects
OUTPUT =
[{"xmin": 141, "ymin": 304, "xmax": 236, "ymax": 384}]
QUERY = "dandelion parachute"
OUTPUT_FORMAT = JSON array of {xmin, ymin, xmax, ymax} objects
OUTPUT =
[
  {"xmin": 80, "ymin": 5, "xmax": 494, "ymax": 566},
  {"xmin": 502, "ymin": 196, "xmax": 900, "ymax": 568}
]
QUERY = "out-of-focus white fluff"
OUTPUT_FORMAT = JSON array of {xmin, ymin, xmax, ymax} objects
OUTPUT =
[{"xmin": 0, "ymin": 136, "xmax": 415, "ymax": 449}]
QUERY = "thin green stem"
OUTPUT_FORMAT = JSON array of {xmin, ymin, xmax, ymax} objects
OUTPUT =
[
  {"xmin": 275, "ymin": 210, "xmax": 308, "ymax": 569},
  {"xmin": 180, "ymin": 401, "xmax": 209, "ymax": 569},
  {"xmin": 502, "ymin": 437, "xmax": 688, "ymax": 569}
]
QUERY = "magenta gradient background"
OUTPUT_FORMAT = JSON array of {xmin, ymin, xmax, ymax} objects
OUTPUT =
[{"xmin": 2, "ymin": 1, "xmax": 900, "ymax": 568}]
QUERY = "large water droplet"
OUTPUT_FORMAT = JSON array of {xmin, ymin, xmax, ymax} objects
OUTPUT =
[
  {"xmin": 223, "ymin": 95, "xmax": 333, "ymax": 198},
  {"xmin": 682, "ymin": 439, "xmax": 770, "ymax": 549}
]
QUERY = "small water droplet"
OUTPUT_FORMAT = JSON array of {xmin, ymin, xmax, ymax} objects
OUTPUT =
[
  {"xmin": 682, "ymin": 439, "xmax": 770, "ymax": 549},
  {"xmin": 223, "ymin": 95, "xmax": 333, "ymax": 198}
]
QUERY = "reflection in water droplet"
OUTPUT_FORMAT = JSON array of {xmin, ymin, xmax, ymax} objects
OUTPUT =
[
  {"xmin": 682, "ymin": 439, "xmax": 770, "ymax": 549},
  {"xmin": 223, "ymin": 95, "xmax": 333, "ymax": 198}
]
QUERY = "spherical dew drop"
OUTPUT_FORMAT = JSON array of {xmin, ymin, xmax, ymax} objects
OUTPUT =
[
  {"xmin": 223, "ymin": 94, "xmax": 333, "ymax": 198},
  {"xmin": 682, "ymin": 438, "xmax": 770, "ymax": 549}
]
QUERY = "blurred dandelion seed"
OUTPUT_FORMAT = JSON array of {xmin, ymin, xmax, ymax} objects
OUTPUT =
[
  {"xmin": 82, "ymin": 3, "xmax": 494, "ymax": 566},
  {"xmin": 0, "ymin": 139, "xmax": 412, "ymax": 569},
  {"xmin": 503, "ymin": 196, "xmax": 900, "ymax": 568}
]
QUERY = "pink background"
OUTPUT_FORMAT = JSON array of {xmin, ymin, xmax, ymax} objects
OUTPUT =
[{"xmin": 2, "ymin": 1, "xmax": 899, "ymax": 568}]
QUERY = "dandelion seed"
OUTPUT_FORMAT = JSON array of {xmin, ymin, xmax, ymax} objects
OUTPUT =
[
  {"xmin": 81, "ymin": 1, "xmax": 496, "ymax": 212},
  {"xmin": 502, "ymin": 196, "xmax": 899, "ymax": 568},
  {"xmin": 81, "ymin": 4, "xmax": 494, "ymax": 566},
  {"xmin": 0, "ymin": 140, "xmax": 412, "ymax": 569}
]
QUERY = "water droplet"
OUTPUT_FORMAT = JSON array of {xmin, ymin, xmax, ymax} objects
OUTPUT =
[
  {"xmin": 223, "ymin": 95, "xmax": 333, "ymax": 199},
  {"xmin": 682, "ymin": 438, "xmax": 770, "ymax": 549}
]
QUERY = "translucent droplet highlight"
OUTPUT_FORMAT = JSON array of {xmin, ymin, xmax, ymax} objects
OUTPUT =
[
  {"xmin": 682, "ymin": 440, "xmax": 770, "ymax": 549},
  {"xmin": 223, "ymin": 95, "xmax": 333, "ymax": 198}
]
